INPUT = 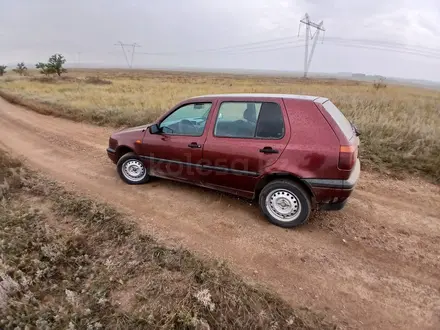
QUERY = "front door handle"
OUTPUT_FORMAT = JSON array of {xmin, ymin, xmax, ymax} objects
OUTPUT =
[
  {"xmin": 188, "ymin": 142, "xmax": 201, "ymax": 149},
  {"xmin": 259, "ymin": 146, "xmax": 279, "ymax": 154}
]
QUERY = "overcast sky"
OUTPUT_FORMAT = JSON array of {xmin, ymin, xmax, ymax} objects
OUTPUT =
[{"xmin": 1, "ymin": 0, "xmax": 439, "ymax": 80}]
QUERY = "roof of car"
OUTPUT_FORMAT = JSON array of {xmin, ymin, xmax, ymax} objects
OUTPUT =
[{"xmin": 189, "ymin": 93, "xmax": 328, "ymax": 103}]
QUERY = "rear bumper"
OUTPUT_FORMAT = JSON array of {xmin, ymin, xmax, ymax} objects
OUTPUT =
[
  {"xmin": 318, "ymin": 198, "xmax": 348, "ymax": 211},
  {"xmin": 302, "ymin": 159, "xmax": 361, "ymax": 210},
  {"xmin": 107, "ymin": 147, "xmax": 117, "ymax": 164},
  {"xmin": 303, "ymin": 159, "xmax": 360, "ymax": 190},
  {"xmin": 344, "ymin": 158, "xmax": 361, "ymax": 189}
]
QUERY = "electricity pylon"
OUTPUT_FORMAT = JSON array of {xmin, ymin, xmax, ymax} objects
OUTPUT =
[
  {"xmin": 298, "ymin": 14, "xmax": 325, "ymax": 78},
  {"xmin": 114, "ymin": 41, "xmax": 141, "ymax": 68}
]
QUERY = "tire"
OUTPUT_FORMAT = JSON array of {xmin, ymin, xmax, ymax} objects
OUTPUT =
[
  {"xmin": 116, "ymin": 152, "xmax": 150, "ymax": 185},
  {"xmin": 259, "ymin": 179, "xmax": 311, "ymax": 228}
]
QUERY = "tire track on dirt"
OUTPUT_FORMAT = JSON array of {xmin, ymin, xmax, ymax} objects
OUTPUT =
[{"xmin": 1, "ymin": 97, "xmax": 439, "ymax": 330}]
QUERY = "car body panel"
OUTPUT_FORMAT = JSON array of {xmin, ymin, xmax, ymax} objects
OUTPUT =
[
  {"xmin": 139, "ymin": 134, "xmax": 205, "ymax": 183},
  {"xmin": 107, "ymin": 126, "xmax": 147, "ymax": 164},
  {"xmin": 266, "ymin": 98, "xmax": 341, "ymax": 178}
]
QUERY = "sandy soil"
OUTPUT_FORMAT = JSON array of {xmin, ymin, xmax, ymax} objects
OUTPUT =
[{"xmin": 0, "ymin": 97, "xmax": 439, "ymax": 330}]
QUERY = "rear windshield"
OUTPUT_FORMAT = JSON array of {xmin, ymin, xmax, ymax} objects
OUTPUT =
[{"xmin": 322, "ymin": 100, "xmax": 353, "ymax": 140}]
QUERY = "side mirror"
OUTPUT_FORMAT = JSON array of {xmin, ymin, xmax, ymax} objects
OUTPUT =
[{"xmin": 149, "ymin": 124, "xmax": 161, "ymax": 134}]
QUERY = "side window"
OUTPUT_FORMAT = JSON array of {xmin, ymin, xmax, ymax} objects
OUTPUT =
[
  {"xmin": 214, "ymin": 101, "xmax": 284, "ymax": 139},
  {"xmin": 255, "ymin": 102, "xmax": 285, "ymax": 139},
  {"xmin": 159, "ymin": 102, "xmax": 212, "ymax": 136},
  {"xmin": 214, "ymin": 102, "xmax": 262, "ymax": 138}
]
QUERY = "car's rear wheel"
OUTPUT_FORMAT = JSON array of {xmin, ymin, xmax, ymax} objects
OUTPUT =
[
  {"xmin": 117, "ymin": 152, "xmax": 150, "ymax": 185},
  {"xmin": 259, "ymin": 180, "xmax": 311, "ymax": 228}
]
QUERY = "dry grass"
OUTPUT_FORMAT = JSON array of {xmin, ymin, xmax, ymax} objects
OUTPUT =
[
  {"xmin": 0, "ymin": 149, "xmax": 334, "ymax": 330},
  {"xmin": 1, "ymin": 69, "xmax": 439, "ymax": 182}
]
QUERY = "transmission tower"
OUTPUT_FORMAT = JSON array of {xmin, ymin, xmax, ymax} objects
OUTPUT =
[
  {"xmin": 298, "ymin": 14, "xmax": 325, "ymax": 78},
  {"xmin": 77, "ymin": 52, "xmax": 82, "ymax": 68},
  {"xmin": 114, "ymin": 41, "xmax": 141, "ymax": 68}
]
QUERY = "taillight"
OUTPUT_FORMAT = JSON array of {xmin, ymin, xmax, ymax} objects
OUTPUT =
[{"xmin": 338, "ymin": 145, "xmax": 357, "ymax": 170}]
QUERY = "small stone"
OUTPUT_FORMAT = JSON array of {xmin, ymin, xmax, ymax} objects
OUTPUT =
[{"xmin": 342, "ymin": 239, "xmax": 347, "ymax": 244}]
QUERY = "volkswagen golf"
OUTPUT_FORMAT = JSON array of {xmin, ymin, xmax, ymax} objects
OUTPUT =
[{"xmin": 106, "ymin": 93, "xmax": 361, "ymax": 228}]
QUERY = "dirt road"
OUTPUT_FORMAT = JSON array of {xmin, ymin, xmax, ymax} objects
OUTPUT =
[{"xmin": 1, "ymin": 97, "xmax": 439, "ymax": 330}]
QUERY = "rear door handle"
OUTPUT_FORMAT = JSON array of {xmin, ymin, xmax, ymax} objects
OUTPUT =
[
  {"xmin": 188, "ymin": 142, "xmax": 201, "ymax": 149},
  {"xmin": 259, "ymin": 146, "xmax": 279, "ymax": 154}
]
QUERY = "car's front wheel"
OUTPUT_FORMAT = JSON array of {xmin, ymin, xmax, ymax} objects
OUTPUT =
[
  {"xmin": 259, "ymin": 180, "xmax": 311, "ymax": 228},
  {"xmin": 117, "ymin": 152, "xmax": 150, "ymax": 185}
]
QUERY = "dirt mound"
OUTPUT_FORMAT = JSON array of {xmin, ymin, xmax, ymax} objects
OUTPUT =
[
  {"xmin": 29, "ymin": 76, "xmax": 80, "ymax": 83},
  {"xmin": 84, "ymin": 76, "xmax": 113, "ymax": 85}
]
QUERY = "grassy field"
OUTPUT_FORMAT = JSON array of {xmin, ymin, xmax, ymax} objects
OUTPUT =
[
  {"xmin": 0, "ymin": 150, "xmax": 334, "ymax": 330},
  {"xmin": 0, "ymin": 69, "xmax": 439, "ymax": 182}
]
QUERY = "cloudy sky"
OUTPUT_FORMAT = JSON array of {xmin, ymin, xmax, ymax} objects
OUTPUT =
[{"xmin": 1, "ymin": 0, "xmax": 439, "ymax": 80}]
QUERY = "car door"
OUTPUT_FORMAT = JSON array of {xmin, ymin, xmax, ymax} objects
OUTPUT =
[
  {"xmin": 140, "ymin": 101, "xmax": 215, "ymax": 184},
  {"xmin": 201, "ymin": 99, "xmax": 290, "ymax": 195}
]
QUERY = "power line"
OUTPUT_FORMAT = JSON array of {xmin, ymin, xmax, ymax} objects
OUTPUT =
[
  {"xmin": 135, "ymin": 35, "xmax": 440, "ymax": 63},
  {"xmin": 105, "ymin": 31, "xmax": 440, "ymax": 71},
  {"xmin": 137, "ymin": 36, "xmax": 304, "ymax": 56},
  {"xmin": 322, "ymin": 40, "xmax": 440, "ymax": 60},
  {"xmin": 213, "ymin": 43, "xmax": 306, "ymax": 55},
  {"xmin": 215, "ymin": 38, "xmax": 440, "ymax": 59},
  {"xmin": 139, "ymin": 39, "xmax": 306, "ymax": 56},
  {"xmin": 326, "ymin": 37, "xmax": 440, "ymax": 55}
]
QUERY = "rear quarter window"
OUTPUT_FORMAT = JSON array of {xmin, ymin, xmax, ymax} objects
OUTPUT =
[{"xmin": 321, "ymin": 100, "xmax": 353, "ymax": 140}]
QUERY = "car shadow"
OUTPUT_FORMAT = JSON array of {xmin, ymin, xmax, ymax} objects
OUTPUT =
[
  {"xmin": 148, "ymin": 175, "xmax": 252, "ymax": 205},
  {"xmin": 145, "ymin": 176, "xmax": 327, "ymax": 229}
]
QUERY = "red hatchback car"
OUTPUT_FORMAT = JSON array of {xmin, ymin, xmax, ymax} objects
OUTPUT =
[{"xmin": 107, "ymin": 93, "xmax": 361, "ymax": 228}]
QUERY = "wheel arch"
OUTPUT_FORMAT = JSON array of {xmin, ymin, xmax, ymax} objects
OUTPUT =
[
  {"xmin": 115, "ymin": 145, "xmax": 134, "ymax": 162},
  {"xmin": 254, "ymin": 172, "xmax": 315, "ymax": 203}
]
